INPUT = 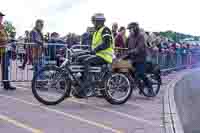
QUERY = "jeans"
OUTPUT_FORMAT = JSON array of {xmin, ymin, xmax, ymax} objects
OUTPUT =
[
  {"xmin": 2, "ymin": 52, "xmax": 10, "ymax": 81},
  {"xmin": 33, "ymin": 57, "xmax": 44, "ymax": 79}
]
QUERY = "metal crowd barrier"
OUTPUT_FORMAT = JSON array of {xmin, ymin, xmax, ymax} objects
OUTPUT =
[
  {"xmin": 0, "ymin": 43, "xmax": 200, "ymax": 82},
  {"xmin": 115, "ymin": 47, "xmax": 200, "ymax": 72},
  {"xmin": 0, "ymin": 42, "xmax": 68, "ymax": 82}
]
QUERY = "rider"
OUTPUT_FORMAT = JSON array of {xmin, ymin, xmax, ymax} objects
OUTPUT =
[
  {"xmin": 78, "ymin": 13, "xmax": 114, "ymax": 96},
  {"xmin": 126, "ymin": 22, "xmax": 154, "ymax": 95}
]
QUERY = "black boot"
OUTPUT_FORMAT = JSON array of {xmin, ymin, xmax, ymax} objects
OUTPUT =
[{"xmin": 3, "ymin": 82, "xmax": 16, "ymax": 90}]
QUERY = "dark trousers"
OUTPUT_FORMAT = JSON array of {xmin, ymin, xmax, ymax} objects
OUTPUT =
[
  {"xmin": 78, "ymin": 55, "xmax": 107, "ymax": 86},
  {"xmin": 133, "ymin": 62, "xmax": 152, "ymax": 89},
  {"xmin": 1, "ymin": 52, "xmax": 10, "ymax": 86},
  {"xmin": 83, "ymin": 55, "xmax": 106, "ymax": 66},
  {"xmin": 33, "ymin": 57, "xmax": 43, "ymax": 76}
]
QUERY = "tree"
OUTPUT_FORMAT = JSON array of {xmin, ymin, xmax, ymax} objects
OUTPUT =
[
  {"xmin": 159, "ymin": 31, "xmax": 177, "ymax": 41},
  {"xmin": 159, "ymin": 31, "xmax": 200, "ymax": 42},
  {"xmin": 3, "ymin": 20, "xmax": 16, "ymax": 36}
]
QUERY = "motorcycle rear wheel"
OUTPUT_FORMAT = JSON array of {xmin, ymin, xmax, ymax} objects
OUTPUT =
[{"xmin": 32, "ymin": 66, "xmax": 71, "ymax": 105}]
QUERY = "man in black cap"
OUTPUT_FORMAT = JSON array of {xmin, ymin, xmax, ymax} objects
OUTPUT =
[
  {"xmin": 0, "ymin": 12, "xmax": 16, "ymax": 90},
  {"xmin": 127, "ymin": 22, "xmax": 153, "ymax": 96}
]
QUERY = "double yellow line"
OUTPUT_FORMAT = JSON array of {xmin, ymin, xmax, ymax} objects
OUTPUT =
[{"xmin": 0, "ymin": 114, "xmax": 43, "ymax": 133}]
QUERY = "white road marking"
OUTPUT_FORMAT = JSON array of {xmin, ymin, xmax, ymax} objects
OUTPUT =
[
  {"xmin": 0, "ymin": 93, "xmax": 123, "ymax": 133},
  {"xmin": 16, "ymin": 86, "xmax": 159, "ymax": 127},
  {"xmin": 69, "ymin": 98, "xmax": 159, "ymax": 127}
]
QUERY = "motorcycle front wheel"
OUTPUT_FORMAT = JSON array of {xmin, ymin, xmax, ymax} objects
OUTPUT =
[{"xmin": 102, "ymin": 73, "xmax": 132, "ymax": 105}]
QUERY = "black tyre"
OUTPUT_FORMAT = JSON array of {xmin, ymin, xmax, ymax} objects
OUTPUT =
[
  {"xmin": 32, "ymin": 66, "xmax": 71, "ymax": 105},
  {"xmin": 102, "ymin": 73, "xmax": 132, "ymax": 105},
  {"xmin": 151, "ymin": 73, "xmax": 161, "ymax": 95},
  {"xmin": 139, "ymin": 73, "xmax": 161, "ymax": 97}
]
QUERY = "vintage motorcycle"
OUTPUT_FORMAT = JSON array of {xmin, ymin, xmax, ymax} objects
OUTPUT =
[
  {"xmin": 112, "ymin": 56, "xmax": 162, "ymax": 97},
  {"xmin": 32, "ymin": 48, "xmax": 132, "ymax": 105}
]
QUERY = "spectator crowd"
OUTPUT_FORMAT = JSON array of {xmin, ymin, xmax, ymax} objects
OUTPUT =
[
  {"xmin": 5, "ymin": 20, "xmax": 200, "ymax": 69},
  {"xmin": 6, "ymin": 20, "xmax": 200, "ymax": 65},
  {"xmin": 1, "ymin": 12, "xmax": 200, "ymax": 88}
]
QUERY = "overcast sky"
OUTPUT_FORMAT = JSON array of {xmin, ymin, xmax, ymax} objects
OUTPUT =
[{"xmin": 0, "ymin": 0, "xmax": 200, "ymax": 36}]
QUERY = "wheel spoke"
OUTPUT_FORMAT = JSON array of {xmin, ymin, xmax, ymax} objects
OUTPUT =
[
  {"xmin": 32, "ymin": 66, "xmax": 70, "ymax": 105},
  {"xmin": 110, "ymin": 90, "xmax": 116, "ymax": 96},
  {"xmin": 106, "ymin": 73, "xmax": 131, "ymax": 103},
  {"xmin": 118, "ymin": 81, "xmax": 127, "ymax": 88}
]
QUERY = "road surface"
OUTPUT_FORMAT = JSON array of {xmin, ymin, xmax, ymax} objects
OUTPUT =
[
  {"xmin": 0, "ymin": 67, "xmax": 183, "ymax": 133},
  {"xmin": 174, "ymin": 70, "xmax": 200, "ymax": 133}
]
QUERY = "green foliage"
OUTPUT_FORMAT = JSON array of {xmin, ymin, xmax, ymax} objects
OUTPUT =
[
  {"xmin": 159, "ymin": 31, "xmax": 200, "ymax": 42},
  {"xmin": 160, "ymin": 31, "xmax": 177, "ymax": 41},
  {"xmin": 3, "ymin": 20, "xmax": 16, "ymax": 36}
]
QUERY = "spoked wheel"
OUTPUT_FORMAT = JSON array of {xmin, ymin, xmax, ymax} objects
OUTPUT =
[
  {"xmin": 139, "ymin": 73, "xmax": 161, "ymax": 97},
  {"xmin": 32, "ymin": 66, "xmax": 71, "ymax": 105},
  {"xmin": 102, "ymin": 73, "xmax": 132, "ymax": 105}
]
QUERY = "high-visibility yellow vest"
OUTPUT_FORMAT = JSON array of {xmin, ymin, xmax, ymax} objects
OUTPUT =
[{"xmin": 92, "ymin": 26, "xmax": 114, "ymax": 63}]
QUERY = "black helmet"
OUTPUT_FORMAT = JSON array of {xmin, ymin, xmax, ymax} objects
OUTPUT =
[
  {"xmin": 127, "ymin": 22, "xmax": 139, "ymax": 29},
  {"xmin": 92, "ymin": 13, "xmax": 106, "ymax": 22}
]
